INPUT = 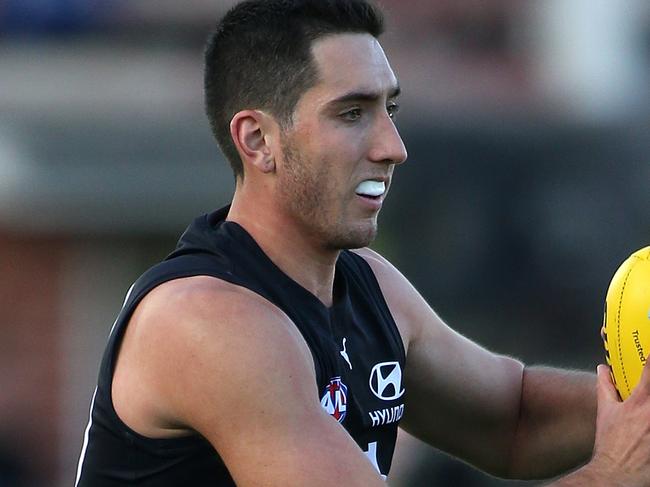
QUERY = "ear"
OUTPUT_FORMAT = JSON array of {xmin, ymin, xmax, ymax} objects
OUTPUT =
[{"xmin": 230, "ymin": 110, "xmax": 277, "ymax": 175}]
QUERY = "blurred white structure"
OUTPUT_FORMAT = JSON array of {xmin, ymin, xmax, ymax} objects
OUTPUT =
[{"xmin": 529, "ymin": 0, "xmax": 649, "ymax": 122}]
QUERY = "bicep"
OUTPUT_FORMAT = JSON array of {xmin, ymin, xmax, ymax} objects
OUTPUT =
[
  {"xmin": 401, "ymin": 309, "xmax": 524, "ymax": 473},
  {"xmin": 144, "ymin": 281, "xmax": 385, "ymax": 486},
  {"xmin": 356, "ymin": 249, "xmax": 524, "ymax": 474}
]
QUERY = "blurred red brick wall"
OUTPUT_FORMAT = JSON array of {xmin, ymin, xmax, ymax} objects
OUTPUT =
[{"xmin": 0, "ymin": 233, "xmax": 65, "ymax": 484}]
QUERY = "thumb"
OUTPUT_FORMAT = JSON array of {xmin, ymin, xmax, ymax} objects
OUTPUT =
[{"xmin": 597, "ymin": 364, "xmax": 620, "ymax": 405}]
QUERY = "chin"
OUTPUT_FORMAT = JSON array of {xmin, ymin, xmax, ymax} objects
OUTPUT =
[{"xmin": 326, "ymin": 224, "xmax": 377, "ymax": 251}]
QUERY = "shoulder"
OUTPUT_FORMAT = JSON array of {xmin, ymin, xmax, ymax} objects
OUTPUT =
[
  {"xmin": 133, "ymin": 275, "xmax": 315, "ymax": 375},
  {"xmin": 349, "ymin": 248, "xmax": 427, "ymax": 347},
  {"xmin": 113, "ymin": 275, "xmax": 316, "ymax": 434},
  {"xmin": 136, "ymin": 275, "xmax": 307, "ymax": 344},
  {"xmin": 348, "ymin": 247, "xmax": 407, "ymax": 302},
  {"xmin": 349, "ymin": 247, "xmax": 396, "ymax": 275},
  {"xmin": 140, "ymin": 274, "xmax": 267, "ymax": 315}
]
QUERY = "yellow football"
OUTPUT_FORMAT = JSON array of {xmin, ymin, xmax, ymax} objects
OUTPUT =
[{"xmin": 603, "ymin": 246, "xmax": 650, "ymax": 399}]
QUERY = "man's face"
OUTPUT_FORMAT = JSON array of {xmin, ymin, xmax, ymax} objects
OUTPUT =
[{"xmin": 276, "ymin": 33, "xmax": 408, "ymax": 250}]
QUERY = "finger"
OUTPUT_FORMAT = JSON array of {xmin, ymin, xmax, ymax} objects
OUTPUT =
[
  {"xmin": 597, "ymin": 364, "xmax": 620, "ymax": 404},
  {"xmin": 633, "ymin": 362, "xmax": 650, "ymax": 397}
]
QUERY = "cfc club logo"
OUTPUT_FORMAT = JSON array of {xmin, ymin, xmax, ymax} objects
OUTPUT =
[
  {"xmin": 369, "ymin": 361, "xmax": 405, "ymax": 401},
  {"xmin": 320, "ymin": 377, "xmax": 348, "ymax": 423}
]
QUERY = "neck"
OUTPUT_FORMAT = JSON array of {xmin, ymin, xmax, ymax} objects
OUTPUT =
[{"xmin": 227, "ymin": 187, "xmax": 339, "ymax": 307}]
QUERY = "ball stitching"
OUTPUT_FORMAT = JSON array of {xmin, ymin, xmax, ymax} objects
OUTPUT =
[{"xmin": 616, "ymin": 266, "xmax": 634, "ymax": 397}]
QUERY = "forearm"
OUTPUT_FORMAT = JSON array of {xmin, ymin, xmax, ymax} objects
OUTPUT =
[
  {"xmin": 508, "ymin": 366, "xmax": 597, "ymax": 479},
  {"xmin": 546, "ymin": 463, "xmax": 623, "ymax": 487}
]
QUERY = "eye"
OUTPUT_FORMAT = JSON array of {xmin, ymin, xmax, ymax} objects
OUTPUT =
[
  {"xmin": 340, "ymin": 108, "xmax": 362, "ymax": 122},
  {"xmin": 387, "ymin": 102, "xmax": 400, "ymax": 119}
]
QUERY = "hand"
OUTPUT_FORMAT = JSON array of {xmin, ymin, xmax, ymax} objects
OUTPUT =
[{"xmin": 588, "ymin": 363, "xmax": 650, "ymax": 486}]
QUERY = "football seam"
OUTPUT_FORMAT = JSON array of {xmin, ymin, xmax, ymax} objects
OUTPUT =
[{"xmin": 616, "ymin": 266, "xmax": 634, "ymax": 397}]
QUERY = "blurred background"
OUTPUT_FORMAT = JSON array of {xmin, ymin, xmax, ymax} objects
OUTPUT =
[{"xmin": 1, "ymin": 0, "xmax": 650, "ymax": 485}]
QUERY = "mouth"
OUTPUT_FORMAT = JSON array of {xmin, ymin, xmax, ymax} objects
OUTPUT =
[
  {"xmin": 354, "ymin": 179, "xmax": 388, "ymax": 209},
  {"xmin": 355, "ymin": 180, "xmax": 386, "ymax": 200}
]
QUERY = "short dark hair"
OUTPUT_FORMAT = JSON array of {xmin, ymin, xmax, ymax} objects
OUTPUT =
[{"xmin": 204, "ymin": 0, "xmax": 385, "ymax": 179}]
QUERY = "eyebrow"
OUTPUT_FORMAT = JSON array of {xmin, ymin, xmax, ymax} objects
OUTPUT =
[{"xmin": 327, "ymin": 85, "xmax": 401, "ymax": 106}]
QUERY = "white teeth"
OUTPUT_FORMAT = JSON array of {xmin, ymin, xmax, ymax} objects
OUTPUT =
[{"xmin": 355, "ymin": 180, "xmax": 385, "ymax": 197}]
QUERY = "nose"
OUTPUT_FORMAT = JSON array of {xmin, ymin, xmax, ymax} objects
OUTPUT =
[{"xmin": 368, "ymin": 112, "xmax": 408, "ymax": 165}]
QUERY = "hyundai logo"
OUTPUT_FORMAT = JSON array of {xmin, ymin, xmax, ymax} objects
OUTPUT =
[{"xmin": 369, "ymin": 361, "xmax": 405, "ymax": 401}]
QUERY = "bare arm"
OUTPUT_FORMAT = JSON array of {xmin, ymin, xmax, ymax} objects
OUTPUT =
[
  {"xmin": 355, "ymin": 248, "xmax": 594, "ymax": 478},
  {"xmin": 355, "ymin": 248, "xmax": 650, "ymax": 485},
  {"xmin": 509, "ymin": 366, "xmax": 595, "ymax": 478},
  {"xmin": 548, "ymin": 364, "xmax": 650, "ymax": 486},
  {"xmin": 112, "ymin": 276, "xmax": 385, "ymax": 486}
]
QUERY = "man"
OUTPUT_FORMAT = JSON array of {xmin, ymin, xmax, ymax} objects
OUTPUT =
[{"xmin": 75, "ymin": 1, "xmax": 650, "ymax": 485}]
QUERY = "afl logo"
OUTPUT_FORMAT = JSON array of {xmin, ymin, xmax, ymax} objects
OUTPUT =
[
  {"xmin": 369, "ymin": 361, "xmax": 405, "ymax": 401},
  {"xmin": 320, "ymin": 377, "xmax": 348, "ymax": 423}
]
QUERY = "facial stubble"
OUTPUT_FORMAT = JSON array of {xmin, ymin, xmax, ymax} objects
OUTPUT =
[{"xmin": 279, "ymin": 137, "xmax": 378, "ymax": 251}]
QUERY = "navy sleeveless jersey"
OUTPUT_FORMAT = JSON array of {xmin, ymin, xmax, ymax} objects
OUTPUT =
[{"xmin": 76, "ymin": 206, "xmax": 406, "ymax": 486}]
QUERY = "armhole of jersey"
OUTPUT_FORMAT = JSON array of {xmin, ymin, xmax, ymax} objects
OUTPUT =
[
  {"xmin": 97, "ymin": 254, "xmax": 243, "ymax": 447},
  {"xmin": 341, "ymin": 251, "xmax": 407, "ymax": 364},
  {"xmin": 97, "ymin": 253, "xmax": 325, "ymax": 447}
]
